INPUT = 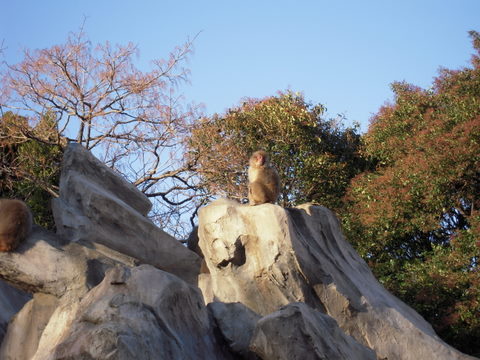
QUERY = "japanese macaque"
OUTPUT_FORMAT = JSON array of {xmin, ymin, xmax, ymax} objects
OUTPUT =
[
  {"xmin": 0, "ymin": 199, "xmax": 33, "ymax": 252},
  {"xmin": 248, "ymin": 150, "xmax": 281, "ymax": 205}
]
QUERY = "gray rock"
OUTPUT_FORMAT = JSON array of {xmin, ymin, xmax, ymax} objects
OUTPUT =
[
  {"xmin": 0, "ymin": 280, "xmax": 31, "ymax": 344},
  {"xmin": 35, "ymin": 264, "xmax": 233, "ymax": 360},
  {"xmin": 187, "ymin": 225, "xmax": 202, "ymax": 257},
  {"xmin": 0, "ymin": 293, "xmax": 58, "ymax": 360},
  {"xmin": 198, "ymin": 199, "xmax": 323, "ymax": 315},
  {"xmin": 52, "ymin": 143, "xmax": 201, "ymax": 285},
  {"xmin": 250, "ymin": 302, "xmax": 376, "ymax": 360},
  {"xmin": 208, "ymin": 302, "xmax": 261, "ymax": 359},
  {"xmin": 0, "ymin": 225, "xmax": 132, "ymax": 299},
  {"xmin": 197, "ymin": 199, "xmax": 477, "ymax": 360},
  {"xmin": 0, "ymin": 225, "xmax": 141, "ymax": 358},
  {"xmin": 58, "ymin": 143, "xmax": 152, "ymax": 216}
]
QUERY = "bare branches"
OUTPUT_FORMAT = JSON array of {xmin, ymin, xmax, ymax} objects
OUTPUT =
[
  {"xmin": 1, "ymin": 32, "xmax": 194, "ymax": 147},
  {"xmin": 1, "ymin": 32, "xmax": 202, "ymax": 237}
]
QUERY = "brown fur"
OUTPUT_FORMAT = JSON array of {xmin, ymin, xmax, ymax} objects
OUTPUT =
[
  {"xmin": 0, "ymin": 199, "xmax": 33, "ymax": 252},
  {"xmin": 248, "ymin": 150, "xmax": 281, "ymax": 205}
]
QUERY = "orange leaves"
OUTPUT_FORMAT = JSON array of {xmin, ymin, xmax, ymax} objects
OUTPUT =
[
  {"xmin": 0, "ymin": 30, "xmax": 202, "ymax": 235},
  {"xmin": 343, "ymin": 32, "xmax": 480, "ymax": 355},
  {"xmin": 1, "ymin": 31, "xmax": 194, "ymax": 147}
]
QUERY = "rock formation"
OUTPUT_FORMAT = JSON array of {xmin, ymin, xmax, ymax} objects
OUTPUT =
[
  {"xmin": 52, "ymin": 143, "xmax": 201, "ymax": 285},
  {"xmin": 250, "ymin": 303, "xmax": 376, "ymax": 360},
  {"xmin": 0, "ymin": 143, "xmax": 477, "ymax": 360},
  {"xmin": 197, "ymin": 199, "xmax": 477, "ymax": 360},
  {"xmin": 34, "ymin": 265, "xmax": 232, "ymax": 360},
  {"xmin": 0, "ymin": 280, "xmax": 30, "ymax": 344}
]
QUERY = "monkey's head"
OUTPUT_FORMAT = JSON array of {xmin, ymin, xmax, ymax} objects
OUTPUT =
[{"xmin": 250, "ymin": 150, "xmax": 269, "ymax": 167}]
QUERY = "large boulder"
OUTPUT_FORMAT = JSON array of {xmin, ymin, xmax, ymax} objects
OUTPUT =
[
  {"xmin": 56, "ymin": 143, "xmax": 152, "ymax": 216},
  {"xmin": 0, "ymin": 224, "xmax": 133, "ymax": 359},
  {"xmin": 208, "ymin": 302, "xmax": 261, "ymax": 359},
  {"xmin": 30, "ymin": 265, "xmax": 233, "ymax": 360},
  {"xmin": 0, "ymin": 280, "xmax": 31, "ymax": 345},
  {"xmin": 208, "ymin": 301, "xmax": 375, "ymax": 360},
  {"xmin": 0, "ymin": 293, "xmax": 58, "ymax": 360},
  {"xmin": 52, "ymin": 143, "xmax": 201, "ymax": 285},
  {"xmin": 197, "ymin": 199, "xmax": 477, "ymax": 360},
  {"xmin": 250, "ymin": 302, "xmax": 376, "ymax": 360},
  {"xmin": 0, "ymin": 225, "xmax": 132, "ymax": 299}
]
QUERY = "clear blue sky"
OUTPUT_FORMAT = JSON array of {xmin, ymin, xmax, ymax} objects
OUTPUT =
[{"xmin": 2, "ymin": 0, "xmax": 479, "ymax": 131}]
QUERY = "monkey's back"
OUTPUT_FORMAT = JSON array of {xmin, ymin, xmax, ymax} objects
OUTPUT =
[{"xmin": 0, "ymin": 199, "xmax": 33, "ymax": 252}]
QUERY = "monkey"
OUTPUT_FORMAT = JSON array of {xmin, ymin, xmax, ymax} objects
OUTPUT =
[
  {"xmin": 248, "ymin": 150, "xmax": 281, "ymax": 205},
  {"xmin": 0, "ymin": 199, "xmax": 33, "ymax": 252}
]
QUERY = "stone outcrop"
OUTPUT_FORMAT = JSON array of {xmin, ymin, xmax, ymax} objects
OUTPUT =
[
  {"xmin": 207, "ymin": 300, "xmax": 376, "ymax": 360},
  {"xmin": 34, "ymin": 265, "xmax": 232, "ymax": 360},
  {"xmin": 0, "ymin": 293, "xmax": 58, "ymax": 359},
  {"xmin": 250, "ymin": 302, "xmax": 376, "ymax": 360},
  {"xmin": 52, "ymin": 143, "xmax": 201, "ymax": 285},
  {"xmin": 208, "ymin": 302, "xmax": 261, "ymax": 359},
  {"xmin": 0, "ymin": 280, "xmax": 30, "ymax": 344},
  {"xmin": 0, "ymin": 225, "xmax": 130, "ymax": 299},
  {"xmin": 0, "ymin": 144, "xmax": 477, "ymax": 360},
  {"xmin": 197, "ymin": 199, "xmax": 477, "ymax": 360}
]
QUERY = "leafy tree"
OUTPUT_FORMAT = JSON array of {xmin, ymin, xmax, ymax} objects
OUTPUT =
[
  {"xmin": 343, "ymin": 31, "xmax": 480, "ymax": 355},
  {"xmin": 186, "ymin": 91, "xmax": 365, "ymax": 212},
  {"xmin": 0, "ymin": 111, "xmax": 63, "ymax": 228},
  {"xmin": 0, "ymin": 30, "xmax": 199, "ymax": 236}
]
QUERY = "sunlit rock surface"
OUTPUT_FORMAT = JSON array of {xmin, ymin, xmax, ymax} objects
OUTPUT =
[
  {"xmin": 52, "ymin": 143, "xmax": 201, "ymax": 285},
  {"xmin": 198, "ymin": 199, "xmax": 476, "ymax": 360}
]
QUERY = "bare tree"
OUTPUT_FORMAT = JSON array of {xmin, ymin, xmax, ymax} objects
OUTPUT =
[{"xmin": 0, "ymin": 31, "xmax": 202, "ymax": 236}]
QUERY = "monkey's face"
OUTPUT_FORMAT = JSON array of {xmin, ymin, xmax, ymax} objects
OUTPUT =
[
  {"xmin": 255, "ymin": 153, "xmax": 265, "ymax": 166},
  {"xmin": 251, "ymin": 151, "xmax": 267, "ymax": 167},
  {"xmin": 249, "ymin": 150, "xmax": 270, "ymax": 170}
]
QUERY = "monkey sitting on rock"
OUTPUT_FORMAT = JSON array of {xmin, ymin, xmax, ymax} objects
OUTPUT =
[
  {"xmin": 0, "ymin": 199, "xmax": 33, "ymax": 252},
  {"xmin": 248, "ymin": 150, "xmax": 281, "ymax": 205}
]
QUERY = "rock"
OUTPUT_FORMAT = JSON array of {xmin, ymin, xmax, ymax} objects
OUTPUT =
[
  {"xmin": 187, "ymin": 225, "xmax": 202, "ymax": 257},
  {"xmin": 208, "ymin": 302, "xmax": 261, "ymax": 359},
  {"xmin": 208, "ymin": 301, "xmax": 374, "ymax": 360},
  {"xmin": 250, "ymin": 302, "xmax": 377, "ymax": 360},
  {"xmin": 31, "ymin": 298, "xmax": 81, "ymax": 360},
  {"xmin": 197, "ymin": 199, "xmax": 477, "ymax": 360},
  {"xmin": 0, "ymin": 225, "xmax": 133, "ymax": 299},
  {"xmin": 198, "ymin": 199, "xmax": 323, "ymax": 315},
  {"xmin": 0, "ymin": 280, "xmax": 31, "ymax": 344},
  {"xmin": 0, "ymin": 293, "xmax": 58, "ymax": 360},
  {"xmin": 32, "ymin": 264, "xmax": 233, "ymax": 360},
  {"xmin": 1, "ymin": 144, "xmax": 476, "ymax": 360},
  {"xmin": 57, "ymin": 142, "xmax": 152, "ymax": 216},
  {"xmin": 52, "ymin": 143, "xmax": 201, "ymax": 285}
]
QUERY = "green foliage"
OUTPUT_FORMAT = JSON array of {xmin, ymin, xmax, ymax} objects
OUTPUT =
[
  {"xmin": 344, "ymin": 31, "xmax": 480, "ymax": 356},
  {"xmin": 187, "ymin": 91, "xmax": 364, "ymax": 210},
  {"xmin": 389, "ymin": 223, "xmax": 480, "ymax": 354},
  {"xmin": 0, "ymin": 112, "xmax": 63, "ymax": 229}
]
